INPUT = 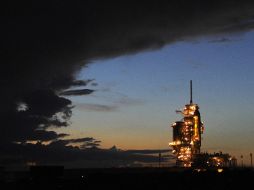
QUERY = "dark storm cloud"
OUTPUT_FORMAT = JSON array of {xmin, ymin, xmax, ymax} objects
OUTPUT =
[
  {"xmin": 24, "ymin": 90, "xmax": 72, "ymax": 118},
  {"xmin": 82, "ymin": 1, "xmax": 254, "ymax": 60},
  {"xmin": 1, "ymin": 0, "xmax": 254, "ymax": 166},
  {"xmin": 59, "ymin": 89, "xmax": 95, "ymax": 96},
  {"xmin": 27, "ymin": 130, "xmax": 69, "ymax": 142}
]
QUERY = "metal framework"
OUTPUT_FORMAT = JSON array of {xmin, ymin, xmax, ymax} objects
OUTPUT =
[{"xmin": 169, "ymin": 80, "xmax": 204, "ymax": 167}]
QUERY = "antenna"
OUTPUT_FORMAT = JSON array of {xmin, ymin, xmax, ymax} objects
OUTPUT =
[{"xmin": 190, "ymin": 80, "xmax": 193, "ymax": 104}]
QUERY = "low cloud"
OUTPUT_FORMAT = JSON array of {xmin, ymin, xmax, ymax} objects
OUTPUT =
[
  {"xmin": 0, "ymin": 142, "xmax": 173, "ymax": 168},
  {"xmin": 125, "ymin": 149, "xmax": 171, "ymax": 154},
  {"xmin": 60, "ymin": 89, "xmax": 95, "ymax": 96},
  {"xmin": 208, "ymin": 37, "xmax": 233, "ymax": 43},
  {"xmin": 71, "ymin": 79, "xmax": 95, "ymax": 86},
  {"xmin": 77, "ymin": 103, "xmax": 118, "ymax": 112},
  {"xmin": 75, "ymin": 94, "xmax": 145, "ymax": 112}
]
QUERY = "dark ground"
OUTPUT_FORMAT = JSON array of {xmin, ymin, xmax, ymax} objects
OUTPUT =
[{"xmin": 0, "ymin": 167, "xmax": 253, "ymax": 190}]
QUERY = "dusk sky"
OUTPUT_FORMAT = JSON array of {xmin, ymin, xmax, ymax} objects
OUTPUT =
[
  {"xmin": 64, "ymin": 30, "xmax": 254, "ymax": 164},
  {"xmin": 1, "ymin": 1, "xmax": 254, "ymax": 168}
]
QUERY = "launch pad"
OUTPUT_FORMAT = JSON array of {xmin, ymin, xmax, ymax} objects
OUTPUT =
[
  {"xmin": 169, "ymin": 81, "xmax": 236, "ymax": 168},
  {"xmin": 169, "ymin": 81, "xmax": 204, "ymax": 167}
]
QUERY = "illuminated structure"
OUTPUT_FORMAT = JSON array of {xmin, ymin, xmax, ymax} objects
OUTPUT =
[
  {"xmin": 192, "ymin": 152, "xmax": 237, "ymax": 168},
  {"xmin": 169, "ymin": 80, "xmax": 204, "ymax": 167}
]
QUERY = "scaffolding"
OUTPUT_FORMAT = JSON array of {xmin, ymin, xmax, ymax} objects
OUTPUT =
[{"xmin": 169, "ymin": 81, "xmax": 204, "ymax": 167}]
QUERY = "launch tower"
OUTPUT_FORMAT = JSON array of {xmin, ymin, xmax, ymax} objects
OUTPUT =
[{"xmin": 169, "ymin": 80, "xmax": 204, "ymax": 167}]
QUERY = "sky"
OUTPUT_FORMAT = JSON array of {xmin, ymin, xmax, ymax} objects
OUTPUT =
[
  {"xmin": 1, "ymin": 1, "xmax": 254, "ymax": 168},
  {"xmin": 62, "ymin": 31, "xmax": 254, "ymax": 165}
]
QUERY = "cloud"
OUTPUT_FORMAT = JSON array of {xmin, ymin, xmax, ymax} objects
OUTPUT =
[
  {"xmin": 57, "ymin": 133, "xmax": 70, "ymax": 138},
  {"xmin": 27, "ymin": 130, "xmax": 70, "ymax": 142},
  {"xmin": 59, "ymin": 89, "xmax": 94, "ymax": 96},
  {"xmin": 75, "ymin": 94, "xmax": 144, "ymax": 112},
  {"xmin": 48, "ymin": 137, "xmax": 101, "ymax": 149},
  {"xmin": 1, "ymin": 89, "xmax": 73, "ymax": 143},
  {"xmin": 125, "ymin": 149, "xmax": 171, "ymax": 155},
  {"xmin": 91, "ymin": 82, "xmax": 98, "ymax": 87},
  {"xmin": 0, "ymin": 142, "xmax": 173, "ymax": 167},
  {"xmin": 1, "ymin": 1, "xmax": 254, "ymax": 167},
  {"xmin": 219, "ymin": 18, "xmax": 254, "ymax": 33},
  {"xmin": 69, "ymin": 137, "xmax": 96, "ymax": 143},
  {"xmin": 71, "ymin": 79, "xmax": 95, "ymax": 86},
  {"xmin": 82, "ymin": 1, "xmax": 254, "ymax": 60},
  {"xmin": 76, "ymin": 103, "xmax": 118, "ymax": 112},
  {"xmin": 115, "ymin": 97, "xmax": 145, "ymax": 106},
  {"xmin": 208, "ymin": 37, "xmax": 233, "ymax": 43}
]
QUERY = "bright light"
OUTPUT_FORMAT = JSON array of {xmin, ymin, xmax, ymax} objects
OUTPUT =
[
  {"xmin": 217, "ymin": 169, "xmax": 223, "ymax": 173},
  {"xmin": 169, "ymin": 141, "xmax": 181, "ymax": 146}
]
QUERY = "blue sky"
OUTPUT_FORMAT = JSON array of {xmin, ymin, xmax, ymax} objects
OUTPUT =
[{"xmin": 59, "ymin": 30, "xmax": 254, "ymax": 165}]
